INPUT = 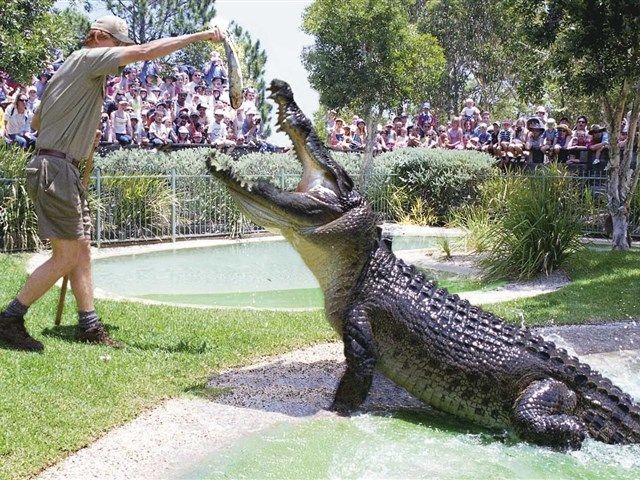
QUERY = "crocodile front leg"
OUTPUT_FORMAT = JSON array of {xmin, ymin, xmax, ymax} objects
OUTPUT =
[
  {"xmin": 512, "ymin": 378, "xmax": 587, "ymax": 449},
  {"xmin": 331, "ymin": 306, "xmax": 377, "ymax": 415}
]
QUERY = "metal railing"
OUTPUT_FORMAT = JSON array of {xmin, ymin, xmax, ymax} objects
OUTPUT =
[{"xmin": 1, "ymin": 168, "xmax": 637, "ymax": 251}]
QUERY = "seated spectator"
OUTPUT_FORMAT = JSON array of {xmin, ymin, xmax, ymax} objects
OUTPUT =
[
  {"xmin": 329, "ymin": 118, "xmax": 350, "ymax": 151},
  {"xmin": 34, "ymin": 72, "xmax": 52, "ymax": 99},
  {"xmin": 535, "ymin": 106, "xmax": 547, "ymax": 123},
  {"xmin": 509, "ymin": 118, "xmax": 527, "ymax": 159},
  {"xmin": 488, "ymin": 121, "xmax": 500, "ymax": 157},
  {"xmin": 25, "ymin": 87, "xmax": 40, "ymax": 114},
  {"xmin": 383, "ymin": 123, "xmax": 397, "ymax": 151},
  {"xmin": 110, "ymin": 100, "xmax": 133, "ymax": 146},
  {"xmin": 554, "ymin": 123, "xmax": 572, "ymax": 162},
  {"xmin": 196, "ymin": 103, "xmax": 210, "ymax": 125},
  {"xmin": 473, "ymin": 123, "xmax": 492, "ymax": 152},
  {"xmin": 423, "ymin": 127, "xmax": 438, "ymax": 149},
  {"xmin": 161, "ymin": 75, "xmax": 177, "ymax": 98},
  {"xmin": 130, "ymin": 116, "xmax": 144, "ymax": 145},
  {"xmin": 541, "ymin": 118, "xmax": 557, "ymax": 160},
  {"xmin": 192, "ymin": 130, "xmax": 206, "ymax": 144},
  {"xmin": 209, "ymin": 108, "xmax": 229, "ymax": 146},
  {"xmin": 574, "ymin": 115, "xmax": 588, "ymax": 135},
  {"xmin": 4, "ymin": 94, "xmax": 35, "ymax": 148},
  {"xmin": 437, "ymin": 126, "xmax": 449, "ymax": 149},
  {"xmin": 148, "ymin": 113, "xmax": 171, "ymax": 146},
  {"xmin": 395, "ymin": 127, "xmax": 409, "ymax": 149},
  {"xmin": 343, "ymin": 125, "xmax": 356, "ymax": 150},
  {"xmin": 407, "ymin": 125, "xmax": 422, "ymax": 147},
  {"xmin": 352, "ymin": 119, "xmax": 367, "ymax": 151},
  {"xmin": 204, "ymin": 51, "xmax": 228, "ymax": 85},
  {"xmin": 446, "ymin": 117, "xmax": 464, "ymax": 149},
  {"xmin": 460, "ymin": 98, "xmax": 480, "ymax": 129},
  {"xmin": 568, "ymin": 129, "xmax": 590, "ymax": 164},
  {"xmin": 525, "ymin": 117, "xmax": 546, "ymax": 165},
  {"xmin": 0, "ymin": 76, "xmax": 10, "ymax": 103},
  {"xmin": 185, "ymin": 71, "xmax": 204, "ymax": 94},
  {"xmin": 325, "ymin": 109, "xmax": 337, "ymax": 135},
  {"xmin": 496, "ymin": 119, "xmax": 514, "ymax": 160},
  {"xmin": 175, "ymin": 126, "xmax": 191, "ymax": 144},
  {"xmin": 99, "ymin": 112, "xmax": 111, "ymax": 142},
  {"xmin": 374, "ymin": 125, "xmax": 387, "ymax": 153},
  {"xmin": 587, "ymin": 124, "xmax": 609, "ymax": 165},
  {"xmin": 148, "ymin": 85, "xmax": 162, "ymax": 103},
  {"xmin": 165, "ymin": 117, "xmax": 178, "ymax": 143},
  {"xmin": 416, "ymin": 102, "xmax": 436, "ymax": 137}
]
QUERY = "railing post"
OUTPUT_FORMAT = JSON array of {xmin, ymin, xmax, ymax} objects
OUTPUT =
[
  {"xmin": 279, "ymin": 167, "xmax": 285, "ymax": 190},
  {"xmin": 95, "ymin": 167, "xmax": 102, "ymax": 248},
  {"xmin": 171, "ymin": 168, "xmax": 177, "ymax": 242}
]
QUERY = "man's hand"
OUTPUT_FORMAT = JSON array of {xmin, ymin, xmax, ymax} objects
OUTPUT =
[{"xmin": 201, "ymin": 27, "xmax": 225, "ymax": 43}]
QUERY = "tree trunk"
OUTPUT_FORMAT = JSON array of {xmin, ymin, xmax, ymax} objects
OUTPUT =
[
  {"xmin": 603, "ymin": 82, "xmax": 632, "ymax": 250},
  {"xmin": 611, "ymin": 209, "xmax": 630, "ymax": 250}
]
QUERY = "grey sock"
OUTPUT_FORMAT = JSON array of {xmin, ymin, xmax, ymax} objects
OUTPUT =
[
  {"xmin": 3, "ymin": 298, "xmax": 29, "ymax": 319},
  {"xmin": 78, "ymin": 310, "xmax": 100, "ymax": 331}
]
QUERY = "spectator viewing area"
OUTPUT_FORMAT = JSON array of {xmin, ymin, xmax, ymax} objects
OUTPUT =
[{"xmin": 0, "ymin": 1, "xmax": 639, "ymax": 480}]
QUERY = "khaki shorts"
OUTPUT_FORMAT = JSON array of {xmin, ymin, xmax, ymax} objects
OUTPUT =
[{"xmin": 25, "ymin": 154, "xmax": 91, "ymax": 240}]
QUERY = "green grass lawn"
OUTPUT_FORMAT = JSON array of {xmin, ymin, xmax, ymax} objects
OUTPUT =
[
  {"xmin": 487, "ymin": 249, "xmax": 640, "ymax": 325},
  {"xmin": 0, "ymin": 255, "xmax": 334, "ymax": 480},
  {"xmin": 1, "ymin": 248, "xmax": 639, "ymax": 479}
]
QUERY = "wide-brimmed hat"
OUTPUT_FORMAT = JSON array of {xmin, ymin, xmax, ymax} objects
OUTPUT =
[
  {"xmin": 546, "ymin": 118, "xmax": 556, "ymax": 129},
  {"xmin": 90, "ymin": 15, "xmax": 136, "ymax": 45},
  {"xmin": 588, "ymin": 124, "xmax": 606, "ymax": 135},
  {"xmin": 556, "ymin": 124, "xmax": 572, "ymax": 134},
  {"xmin": 526, "ymin": 117, "xmax": 545, "ymax": 131},
  {"xmin": 178, "ymin": 126, "xmax": 189, "ymax": 134}
]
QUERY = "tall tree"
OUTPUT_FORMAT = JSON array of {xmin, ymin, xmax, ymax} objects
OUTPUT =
[
  {"xmin": 510, "ymin": 0, "xmax": 640, "ymax": 250},
  {"xmin": 103, "ymin": 0, "xmax": 216, "ymax": 44},
  {"xmin": 302, "ymin": 0, "xmax": 444, "ymax": 176},
  {"xmin": 0, "ymin": 1, "xmax": 75, "ymax": 83},
  {"xmin": 415, "ymin": 0, "xmax": 519, "ymax": 115}
]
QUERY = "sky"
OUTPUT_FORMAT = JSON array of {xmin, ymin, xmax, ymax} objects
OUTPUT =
[{"xmin": 54, "ymin": 0, "xmax": 319, "ymax": 144}]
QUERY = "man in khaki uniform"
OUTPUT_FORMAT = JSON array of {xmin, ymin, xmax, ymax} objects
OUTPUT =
[{"xmin": 0, "ymin": 16, "xmax": 224, "ymax": 351}]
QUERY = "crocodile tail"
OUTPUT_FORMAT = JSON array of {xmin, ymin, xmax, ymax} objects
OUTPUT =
[
  {"xmin": 548, "ymin": 351, "xmax": 640, "ymax": 444},
  {"xmin": 579, "ymin": 388, "xmax": 640, "ymax": 444}
]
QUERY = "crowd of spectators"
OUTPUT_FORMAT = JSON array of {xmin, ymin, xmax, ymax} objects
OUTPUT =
[
  {"xmin": 0, "ymin": 49, "xmax": 282, "ymax": 154},
  {"xmin": 326, "ymin": 99, "xmax": 639, "ymax": 171}
]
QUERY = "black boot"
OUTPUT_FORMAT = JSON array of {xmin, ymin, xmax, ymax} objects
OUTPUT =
[
  {"xmin": 0, "ymin": 312, "xmax": 44, "ymax": 352},
  {"xmin": 77, "ymin": 321, "xmax": 123, "ymax": 348}
]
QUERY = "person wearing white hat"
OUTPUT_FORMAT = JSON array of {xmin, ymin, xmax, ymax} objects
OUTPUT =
[
  {"xmin": 209, "ymin": 108, "xmax": 228, "ymax": 146},
  {"xmin": 0, "ymin": 15, "xmax": 226, "ymax": 351}
]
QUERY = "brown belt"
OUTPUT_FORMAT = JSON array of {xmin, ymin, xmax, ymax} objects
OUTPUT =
[{"xmin": 35, "ymin": 149, "xmax": 80, "ymax": 168}]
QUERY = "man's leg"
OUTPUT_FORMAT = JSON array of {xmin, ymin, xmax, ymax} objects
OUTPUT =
[
  {"xmin": 69, "ymin": 238, "xmax": 123, "ymax": 348},
  {"xmin": 0, "ymin": 238, "xmax": 80, "ymax": 351}
]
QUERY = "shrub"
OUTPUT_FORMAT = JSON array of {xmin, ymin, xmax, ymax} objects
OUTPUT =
[
  {"xmin": 0, "ymin": 145, "xmax": 41, "ymax": 252},
  {"xmin": 477, "ymin": 164, "xmax": 586, "ymax": 280},
  {"xmin": 379, "ymin": 149, "xmax": 495, "ymax": 224}
]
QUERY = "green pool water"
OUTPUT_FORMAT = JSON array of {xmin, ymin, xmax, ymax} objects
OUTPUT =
[
  {"xmin": 181, "ymin": 349, "xmax": 640, "ymax": 480},
  {"xmin": 93, "ymin": 236, "xmax": 476, "ymax": 309}
]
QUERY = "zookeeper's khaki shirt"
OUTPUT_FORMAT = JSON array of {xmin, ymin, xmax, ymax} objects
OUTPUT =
[{"xmin": 35, "ymin": 46, "xmax": 126, "ymax": 161}]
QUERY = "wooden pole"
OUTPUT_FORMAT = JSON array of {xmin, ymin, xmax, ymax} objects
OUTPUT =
[{"xmin": 54, "ymin": 130, "xmax": 101, "ymax": 325}]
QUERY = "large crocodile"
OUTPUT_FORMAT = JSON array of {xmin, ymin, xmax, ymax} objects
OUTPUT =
[{"xmin": 207, "ymin": 79, "xmax": 640, "ymax": 449}]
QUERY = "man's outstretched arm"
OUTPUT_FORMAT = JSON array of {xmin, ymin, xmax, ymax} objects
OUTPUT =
[{"xmin": 119, "ymin": 29, "xmax": 224, "ymax": 66}]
